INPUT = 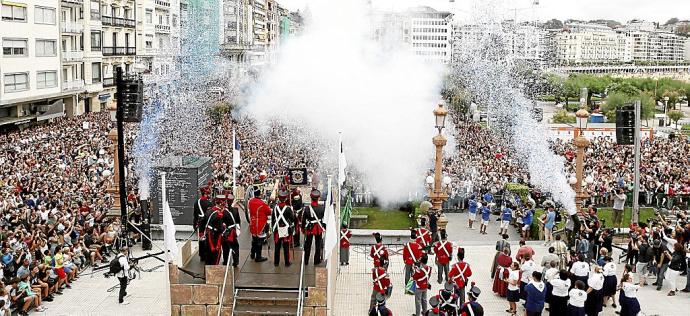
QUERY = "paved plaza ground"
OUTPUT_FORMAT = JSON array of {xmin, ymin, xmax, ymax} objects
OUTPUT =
[
  {"xmin": 32, "ymin": 242, "xmax": 170, "ymax": 316},
  {"xmin": 335, "ymin": 213, "xmax": 690, "ymax": 316}
]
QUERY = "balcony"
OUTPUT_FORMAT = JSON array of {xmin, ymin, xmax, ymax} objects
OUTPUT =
[
  {"xmin": 61, "ymin": 21, "xmax": 84, "ymax": 33},
  {"xmin": 62, "ymin": 50, "xmax": 84, "ymax": 62},
  {"xmin": 102, "ymin": 16, "xmax": 136, "ymax": 28},
  {"xmin": 63, "ymin": 79, "xmax": 85, "ymax": 92},
  {"xmin": 102, "ymin": 47, "xmax": 136, "ymax": 56},
  {"xmin": 155, "ymin": 0, "xmax": 171, "ymax": 10},
  {"xmin": 155, "ymin": 24, "xmax": 171, "ymax": 33},
  {"xmin": 61, "ymin": 0, "xmax": 84, "ymax": 4},
  {"xmin": 103, "ymin": 77, "xmax": 115, "ymax": 87}
]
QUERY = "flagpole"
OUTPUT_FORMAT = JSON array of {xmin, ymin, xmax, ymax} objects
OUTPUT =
[
  {"xmin": 161, "ymin": 171, "xmax": 172, "ymax": 316},
  {"xmin": 232, "ymin": 128, "xmax": 237, "ymax": 198}
]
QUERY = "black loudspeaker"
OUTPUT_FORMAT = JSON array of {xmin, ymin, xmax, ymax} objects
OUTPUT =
[
  {"xmin": 141, "ymin": 199, "xmax": 153, "ymax": 250},
  {"xmin": 615, "ymin": 105, "xmax": 635, "ymax": 145}
]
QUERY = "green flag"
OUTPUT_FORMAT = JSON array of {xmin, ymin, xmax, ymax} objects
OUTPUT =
[{"xmin": 341, "ymin": 192, "xmax": 353, "ymax": 225}]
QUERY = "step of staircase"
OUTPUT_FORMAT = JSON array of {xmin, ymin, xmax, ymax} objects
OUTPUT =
[{"xmin": 233, "ymin": 289, "xmax": 300, "ymax": 316}]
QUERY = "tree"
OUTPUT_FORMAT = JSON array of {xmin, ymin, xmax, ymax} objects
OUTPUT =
[
  {"xmin": 607, "ymin": 81, "xmax": 640, "ymax": 97},
  {"xmin": 544, "ymin": 19, "xmax": 563, "ymax": 29},
  {"xmin": 207, "ymin": 100, "xmax": 232, "ymax": 124},
  {"xmin": 602, "ymin": 92, "xmax": 655, "ymax": 123},
  {"xmin": 552, "ymin": 109, "xmax": 576, "ymax": 124},
  {"xmin": 667, "ymin": 110, "xmax": 685, "ymax": 129}
]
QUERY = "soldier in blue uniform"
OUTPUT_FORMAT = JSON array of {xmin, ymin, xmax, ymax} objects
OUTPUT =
[{"xmin": 459, "ymin": 283, "xmax": 484, "ymax": 316}]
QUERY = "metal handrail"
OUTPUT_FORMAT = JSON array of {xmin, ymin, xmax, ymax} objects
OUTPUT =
[{"xmin": 296, "ymin": 250, "xmax": 306, "ymax": 315}]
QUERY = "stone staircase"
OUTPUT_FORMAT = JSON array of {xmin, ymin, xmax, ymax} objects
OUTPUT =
[{"xmin": 232, "ymin": 289, "xmax": 300, "ymax": 315}]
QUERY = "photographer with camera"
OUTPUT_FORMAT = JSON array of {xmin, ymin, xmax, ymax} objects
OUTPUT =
[
  {"xmin": 113, "ymin": 246, "xmax": 130, "ymax": 305},
  {"xmin": 612, "ymin": 188, "xmax": 627, "ymax": 232}
]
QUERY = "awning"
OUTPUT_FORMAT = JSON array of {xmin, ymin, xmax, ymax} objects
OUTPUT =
[
  {"xmin": 1, "ymin": 1, "xmax": 27, "ymax": 7},
  {"xmin": 36, "ymin": 99, "xmax": 65, "ymax": 122},
  {"xmin": 0, "ymin": 115, "xmax": 35, "ymax": 126},
  {"xmin": 98, "ymin": 93, "xmax": 111, "ymax": 101}
]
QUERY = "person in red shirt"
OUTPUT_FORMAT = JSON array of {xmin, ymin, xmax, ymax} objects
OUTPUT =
[
  {"xmin": 248, "ymin": 187, "xmax": 271, "ymax": 262},
  {"xmin": 369, "ymin": 258, "xmax": 391, "ymax": 311},
  {"xmin": 433, "ymin": 229, "xmax": 453, "ymax": 284},
  {"xmin": 412, "ymin": 255, "xmax": 432, "ymax": 316},
  {"xmin": 404, "ymin": 229, "xmax": 424, "ymax": 284},
  {"xmin": 416, "ymin": 218, "xmax": 433, "ymax": 251},
  {"xmin": 340, "ymin": 223, "xmax": 352, "ymax": 266},
  {"xmin": 448, "ymin": 248, "xmax": 472, "ymax": 305},
  {"xmin": 515, "ymin": 239, "xmax": 535, "ymax": 262},
  {"xmin": 370, "ymin": 233, "xmax": 389, "ymax": 270}
]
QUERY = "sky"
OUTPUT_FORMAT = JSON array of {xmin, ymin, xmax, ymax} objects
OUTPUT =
[{"xmin": 278, "ymin": 0, "xmax": 689, "ymax": 24}]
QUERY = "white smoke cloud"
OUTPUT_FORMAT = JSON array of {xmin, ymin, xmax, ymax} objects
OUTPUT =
[{"xmin": 244, "ymin": 0, "xmax": 445, "ymax": 204}]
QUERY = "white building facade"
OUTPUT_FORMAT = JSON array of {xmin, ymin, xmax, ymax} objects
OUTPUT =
[
  {"xmin": 136, "ymin": 0, "xmax": 181, "ymax": 81},
  {"xmin": 407, "ymin": 7, "xmax": 452, "ymax": 64},
  {"xmin": 555, "ymin": 23, "xmax": 627, "ymax": 65}
]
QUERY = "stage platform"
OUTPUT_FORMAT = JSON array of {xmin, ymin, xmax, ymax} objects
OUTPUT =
[{"xmin": 180, "ymin": 219, "xmax": 320, "ymax": 290}]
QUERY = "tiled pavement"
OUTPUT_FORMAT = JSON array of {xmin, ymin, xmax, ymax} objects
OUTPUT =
[{"xmin": 335, "ymin": 213, "xmax": 689, "ymax": 316}]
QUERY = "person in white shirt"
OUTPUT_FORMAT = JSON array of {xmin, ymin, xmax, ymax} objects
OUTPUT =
[
  {"xmin": 618, "ymin": 273, "xmax": 641, "ymax": 316},
  {"xmin": 568, "ymin": 280, "xmax": 587, "ymax": 316},
  {"xmin": 601, "ymin": 257, "xmax": 617, "ymax": 308},
  {"xmin": 117, "ymin": 247, "xmax": 130, "ymax": 305},
  {"xmin": 585, "ymin": 266, "xmax": 604, "ymax": 316},
  {"xmin": 505, "ymin": 262, "xmax": 520, "ymax": 315},
  {"xmin": 549, "ymin": 270, "xmax": 571, "ymax": 315},
  {"xmin": 520, "ymin": 253, "xmax": 536, "ymax": 301},
  {"xmin": 569, "ymin": 254, "xmax": 590, "ymax": 287}
]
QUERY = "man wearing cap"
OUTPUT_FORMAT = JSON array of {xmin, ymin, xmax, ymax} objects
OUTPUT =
[
  {"xmin": 370, "ymin": 257, "xmax": 391, "ymax": 311},
  {"xmin": 369, "ymin": 292, "xmax": 393, "ymax": 316},
  {"xmin": 412, "ymin": 255, "xmax": 432, "ymax": 316},
  {"xmin": 302, "ymin": 189, "xmax": 325, "ymax": 265},
  {"xmin": 436, "ymin": 282, "xmax": 459, "ymax": 316},
  {"xmin": 448, "ymin": 248, "xmax": 472, "ymax": 305},
  {"xmin": 291, "ymin": 188, "xmax": 304, "ymax": 247},
  {"xmin": 221, "ymin": 194, "xmax": 242, "ymax": 267},
  {"xmin": 271, "ymin": 188, "xmax": 296, "ymax": 266},
  {"xmin": 193, "ymin": 186, "xmax": 212, "ymax": 262},
  {"xmin": 433, "ymin": 229, "xmax": 453, "ymax": 284},
  {"xmin": 205, "ymin": 196, "xmax": 231, "ymax": 265},
  {"xmin": 404, "ymin": 229, "xmax": 424, "ymax": 284},
  {"xmin": 340, "ymin": 223, "xmax": 352, "ymax": 266},
  {"xmin": 370, "ymin": 232, "xmax": 389, "ymax": 270},
  {"xmin": 459, "ymin": 283, "xmax": 484, "ymax": 316},
  {"xmin": 248, "ymin": 187, "xmax": 271, "ymax": 263}
]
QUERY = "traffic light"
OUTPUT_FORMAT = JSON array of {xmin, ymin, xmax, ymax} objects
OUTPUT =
[
  {"xmin": 615, "ymin": 104, "xmax": 635, "ymax": 145},
  {"xmin": 117, "ymin": 76, "xmax": 143, "ymax": 122}
]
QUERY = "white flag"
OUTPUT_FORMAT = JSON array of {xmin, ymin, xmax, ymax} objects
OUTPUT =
[
  {"xmin": 323, "ymin": 178, "xmax": 338, "ymax": 260},
  {"xmin": 232, "ymin": 128, "xmax": 241, "ymax": 168},
  {"xmin": 338, "ymin": 134, "xmax": 347, "ymax": 187},
  {"xmin": 161, "ymin": 173, "xmax": 177, "ymax": 263}
]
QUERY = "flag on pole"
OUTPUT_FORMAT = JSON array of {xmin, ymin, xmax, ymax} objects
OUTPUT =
[
  {"xmin": 323, "ymin": 178, "xmax": 338, "ymax": 260},
  {"xmin": 338, "ymin": 134, "xmax": 347, "ymax": 187},
  {"xmin": 163, "ymin": 199, "xmax": 177, "ymax": 263},
  {"xmin": 232, "ymin": 129, "xmax": 241, "ymax": 168}
]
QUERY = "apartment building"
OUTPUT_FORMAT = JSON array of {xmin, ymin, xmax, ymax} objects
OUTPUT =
[
  {"xmin": 136, "ymin": 0, "xmax": 181, "ymax": 81},
  {"xmin": 1, "ymin": 0, "xmax": 65, "ymax": 126},
  {"xmin": 619, "ymin": 23, "xmax": 687, "ymax": 64},
  {"xmin": 221, "ymin": 0, "xmax": 251, "ymax": 63},
  {"xmin": 249, "ymin": 0, "xmax": 268, "ymax": 65},
  {"xmin": 407, "ymin": 6, "xmax": 452, "ymax": 64},
  {"xmin": 555, "ymin": 23, "xmax": 627, "ymax": 64},
  {"xmin": 98, "ymin": 0, "xmax": 136, "ymax": 106}
]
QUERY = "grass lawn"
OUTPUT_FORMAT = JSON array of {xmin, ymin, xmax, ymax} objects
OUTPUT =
[{"xmin": 353, "ymin": 207, "xmax": 414, "ymax": 230}]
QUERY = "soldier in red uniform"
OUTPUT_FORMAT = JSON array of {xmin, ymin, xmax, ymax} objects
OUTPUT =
[
  {"xmin": 193, "ymin": 186, "xmax": 212, "ymax": 262},
  {"xmin": 416, "ymin": 218, "xmax": 433, "ymax": 252},
  {"xmin": 271, "ymin": 188, "xmax": 295, "ymax": 266},
  {"xmin": 302, "ymin": 189, "xmax": 325, "ymax": 265},
  {"xmin": 205, "ymin": 196, "xmax": 232, "ymax": 265},
  {"xmin": 404, "ymin": 229, "xmax": 424, "ymax": 285},
  {"xmin": 370, "ymin": 232, "xmax": 389, "ymax": 270},
  {"xmin": 248, "ymin": 186, "xmax": 270, "ymax": 262},
  {"xmin": 221, "ymin": 194, "xmax": 242, "ymax": 267},
  {"xmin": 340, "ymin": 223, "xmax": 352, "ymax": 266},
  {"xmin": 369, "ymin": 257, "xmax": 391, "ymax": 311},
  {"xmin": 433, "ymin": 229, "xmax": 453, "ymax": 284},
  {"xmin": 448, "ymin": 248, "xmax": 473, "ymax": 305},
  {"xmin": 290, "ymin": 188, "xmax": 303, "ymax": 247},
  {"xmin": 412, "ymin": 255, "xmax": 432, "ymax": 316}
]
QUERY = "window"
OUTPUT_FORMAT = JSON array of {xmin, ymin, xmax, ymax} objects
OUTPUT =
[
  {"xmin": 91, "ymin": 62, "xmax": 101, "ymax": 82},
  {"xmin": 4, "ymin": 73, "xmax": 29, "ymax": 92},
  {"xmin": 36, "ymin": 40, "xmax": 57, "ymax": 56},
  {"xmin": 145, "ymin": 10, "xmax": 152, "ymax": 23},
  {"xmin": 1, "ymin": 4, "xmax": 26, "ymax": 22},
  {"xmin": 37, "ymin": 71, "xmax": 57, "ymax": 89},
  {"xmin": 90, "ymin": 31, "xmax": 101, "ymax": 50},
  {"xmin": 2, "ymin": 38, "xmax": 27, "ymax": 56},
  {"xmin": 35, "ymin": 6, "xmax": 56, "ymax": 24}
]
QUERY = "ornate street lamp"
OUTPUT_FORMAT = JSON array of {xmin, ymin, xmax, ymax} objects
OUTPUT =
[
  {"xmin": 429, "ymin": 103, "xmax": 450, "ymax": 230},
  {"xmin": 573, "ymin": 107, "xmax": 590, "ymax": 213}
]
